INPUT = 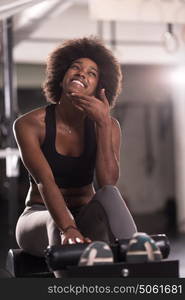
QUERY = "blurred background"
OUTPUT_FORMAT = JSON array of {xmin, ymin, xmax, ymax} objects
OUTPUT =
[{"xmin": 0, "ymin": 0, "xmax": 185, "ymax": 276}]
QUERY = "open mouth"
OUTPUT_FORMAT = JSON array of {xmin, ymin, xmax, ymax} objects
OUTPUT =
[{"xmin": 71, "ymin": 79, "xmax": 86, "ymax": 88}]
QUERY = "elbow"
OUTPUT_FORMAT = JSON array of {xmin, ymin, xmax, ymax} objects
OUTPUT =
[
  {"xmin": 97, "ymin": 173, "xmax": 119, "ymax": 188},
  {"xmin": 96, "ymin": 164, "xmax": 120, "ymax": 188}
]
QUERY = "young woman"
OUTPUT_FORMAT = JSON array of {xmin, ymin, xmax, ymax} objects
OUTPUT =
[{"xmin": 13, "ymin": 37, "xmax": 137, "ymax": 275}]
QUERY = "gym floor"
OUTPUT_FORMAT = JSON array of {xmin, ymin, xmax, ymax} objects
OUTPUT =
[{"xmin": 0, "ymin": 195, "xmax": 185, "ymax": 278}]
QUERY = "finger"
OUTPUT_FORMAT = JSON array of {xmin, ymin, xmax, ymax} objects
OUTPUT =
[
  {"xmin": 75, "ymin": 237, "xmax": 84, "ymax": 243},
  {"xmin": 73, "ymin": 99, "xmax": 91, "ymax": 107},
  {"xmin": 72, "ymin": 103, "xmax": 85, "ymax": 112},
  {"xmin": 72, "ymin": 102, "xmax": 91, "ymax": 113},
  {"xmin": 99, "ymin": 88, "xmax": 108, "ymax": 103},
  {"xmin": 60, "ymin": 233, "xmax": 66, "ymax": 244},
  {"xmin": 71, "ymin": 93, "xmax": 95, "ymax": 102},
  {"xmin": 61, "ymin": 237, "xmax": 67, "ymax": 245},
  {"xmin": 72, "ymin": 102, "xmax": 89, "ymax": 113},
  {"xmin": 68, "ymin": 238, "xmax": 75, "ymax": 244},
  {"xmin": 84, "ymin": 237, "xmax": 92, "ymax": 243}
]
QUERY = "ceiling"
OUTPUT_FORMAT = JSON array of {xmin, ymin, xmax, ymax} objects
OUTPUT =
[{"xmin": 0, "ymin": 0, "xmax": 185, "ymax": 65}]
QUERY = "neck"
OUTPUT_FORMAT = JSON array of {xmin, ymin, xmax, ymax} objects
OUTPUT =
[{"xmin": 56, "ymin": 94, "xmax": 85, "ymax": 126}]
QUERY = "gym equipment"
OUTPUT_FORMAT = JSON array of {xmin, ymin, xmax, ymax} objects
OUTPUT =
[
  {"xmin": 45, "ymin": 233, "xmax": 170, "ymax": 271},
  {"xmin": 126, "ymin": 232, "xmax": 162, "ymax": 263},
  {"xmin": 45, "ymin": 233, "xmax": 178, "ymax": 278},
  {"xmin": 78, "ymin": 241, "xmax": 114, "ymax": 266},
  {"xmin": 6, "ymin": 249, "xmax": 54, "ymax": 278},
  {"xmin": 0, "ymin": 268, "xmax": 12, "ymax": 278},
  {"xmin": 6, "ymin": 233, "xmax": 177, "ymax": 278}
]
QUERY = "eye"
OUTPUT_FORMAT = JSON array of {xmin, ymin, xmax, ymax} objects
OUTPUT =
[
  {"xmin": 88, "ymin": 71, "xmax": 97, "ymax": 77},
  {"xmin": 70, "ymin": 64, "xmax": 79, "ymax": 70}
]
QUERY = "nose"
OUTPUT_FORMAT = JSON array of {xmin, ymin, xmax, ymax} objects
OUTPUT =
[{"xmin": 76, "ymin": 69, "xmax": 86, "ymax": 78}]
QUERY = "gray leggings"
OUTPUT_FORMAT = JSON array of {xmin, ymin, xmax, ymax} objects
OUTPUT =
[{"xmin": 16, "ymin": 185, "xmax": 137, "ymax": 257}]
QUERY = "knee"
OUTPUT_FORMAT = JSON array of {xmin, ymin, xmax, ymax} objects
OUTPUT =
[
  {"xmin": 94, "ymin": 185, "xmax": 123, "ymax": 206},
  {"xmin": 98, "ymin": 185, "xmax": 120, "ymax": 197}
]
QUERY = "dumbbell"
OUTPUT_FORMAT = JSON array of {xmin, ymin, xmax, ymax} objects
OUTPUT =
[
  {"xmin": 115, "ymin": 233, "xmax": 170, "ymax": 262},
  {"xmin": 45, "ymin": 233, "xmax": 170, "ymax": 271}
]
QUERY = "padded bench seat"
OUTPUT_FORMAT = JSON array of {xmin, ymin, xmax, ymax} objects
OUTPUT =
[{"xmin": 6, "ymin": 249, "xmax": 54, "ymax": 278}]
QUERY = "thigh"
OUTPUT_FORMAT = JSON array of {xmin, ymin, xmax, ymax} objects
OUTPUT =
[{"xmin": 15, "ymin": 206, "xmax": 50, "ymax": 257}]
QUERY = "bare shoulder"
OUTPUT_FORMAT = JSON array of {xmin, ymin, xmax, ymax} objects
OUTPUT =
[
  {"xmin": 13, "ymin": 106, "xmax": 47, "ymax": 130},
  {"xmin": 13, "ymin": 106, "xmax": 48, "ymax": 144}
]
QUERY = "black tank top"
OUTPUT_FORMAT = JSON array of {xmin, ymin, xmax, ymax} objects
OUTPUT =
[{"xmin": 29, "ymin": 104, "xmax": 97, "ymax": 188}]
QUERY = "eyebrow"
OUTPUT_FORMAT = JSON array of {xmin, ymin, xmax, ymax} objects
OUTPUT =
[{"xmin": 73, "ymin": 60, "xmax": 99, "ymax": 73}]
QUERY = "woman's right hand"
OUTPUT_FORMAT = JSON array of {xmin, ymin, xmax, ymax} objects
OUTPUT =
[{"xmin": 60, "ymin": 227, "xmax": 91, "ymax": 245}]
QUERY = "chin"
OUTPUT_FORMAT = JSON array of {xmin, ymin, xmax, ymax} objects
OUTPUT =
[{"xmin": 69, "ymin": 87, "xmax": 85, "ymax": 94}]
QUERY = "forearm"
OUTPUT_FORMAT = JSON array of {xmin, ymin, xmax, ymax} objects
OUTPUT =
[
  {"xmin": 38, "ymin": 180, "xmax": 76, "ymax": 231},
  {"xmin": 95, "ymin": 117, "xmax": 120, "ymax": 186}
]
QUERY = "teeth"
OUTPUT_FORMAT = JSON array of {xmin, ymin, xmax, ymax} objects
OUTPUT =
[{"xmin": 72, "ymin": 80, "xmax": 84, "ymax": 87}]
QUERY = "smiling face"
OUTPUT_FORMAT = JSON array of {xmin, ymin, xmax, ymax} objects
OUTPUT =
[{"xmin": 61, "ymin": 57, "xmax": 99, "ymax": 97}]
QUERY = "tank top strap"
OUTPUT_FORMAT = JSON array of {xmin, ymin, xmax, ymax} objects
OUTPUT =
[
  {"xmin": 42, "ymin": 104, "xmax": 56, "ymax": 148},
  {"xmin": 84, "ymin": 117, "xmax": 97, "ymax": 156}
]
